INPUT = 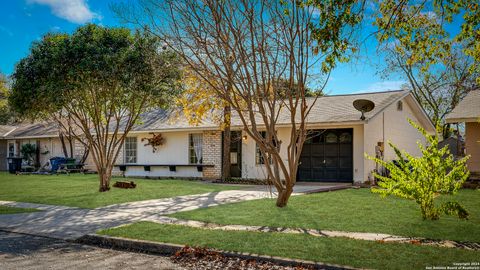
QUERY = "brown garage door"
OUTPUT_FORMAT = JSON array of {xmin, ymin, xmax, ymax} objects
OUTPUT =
[{"xmin": 298, "ymin": 129, "xmax": 353, "ymax": 182}]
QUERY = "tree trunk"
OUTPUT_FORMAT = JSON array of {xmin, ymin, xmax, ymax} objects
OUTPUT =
[
  {"xmin": 80, "ymin": 146, "xmax": 90, "ymax": 164},
  {"xmin": 420, "ymin": 197, "xmax": 439, "ymax": 220},
  {"xmin": 59, "ymin": 132, "xmax": 69, "ymax": 158},
  {"xmin": 98, "ymin": 166, "xmax": 112, "ymax": 192},
  {"xmin": 68, "ymin": 137, "xmax": 74, "ymax": 158},
  {"xmin": 275, "ymin": 186, "xmax": 293, "ymax": 207},
  {"xmin": 442, "ymin": 123, "xmax": 451, "ymax": 140},
  {"xmin": 222, "ymin": 105, "xmax": 231, "ymax": 181}
]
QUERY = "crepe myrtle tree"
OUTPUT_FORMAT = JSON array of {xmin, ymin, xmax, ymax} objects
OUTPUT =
[
  {"xmin": 10, "ymin": 24, "xmax": 181, "ymax": 192},
  {"xmin": 114, "ymin": 0, "xmax": 358, "ymax": 207},
  {"xmin": 366, "ymin": 119, "xmax": 470, "ymax": 220}
]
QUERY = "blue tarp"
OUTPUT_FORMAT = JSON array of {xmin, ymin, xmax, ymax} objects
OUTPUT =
[{"xmin": 50, "ymin": 157, "xmax": 66, "ymax": 171}]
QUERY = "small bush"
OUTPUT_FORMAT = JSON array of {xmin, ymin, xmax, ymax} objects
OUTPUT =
[{"xmin": 366, "ymin": 119, "xmax": 470, "ymax": 220}]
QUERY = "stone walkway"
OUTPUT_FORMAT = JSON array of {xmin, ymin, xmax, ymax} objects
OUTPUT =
[{"xmin": 139, "ymin": 216, "xmax": 480, "ymax": 251}]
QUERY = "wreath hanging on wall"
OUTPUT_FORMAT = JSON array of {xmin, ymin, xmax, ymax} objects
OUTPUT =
[{"xmin": 141, "ymin": 133, "xmax": 165, "ymax": 153}]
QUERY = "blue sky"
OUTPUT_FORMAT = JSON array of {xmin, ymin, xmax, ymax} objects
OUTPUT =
[{"xmin": 0, "ymin": 0, "xmax": 408, "ymax": 95}]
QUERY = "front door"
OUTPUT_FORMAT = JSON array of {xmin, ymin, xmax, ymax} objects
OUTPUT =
[
  {"xmin": 298, "ymin": 128, "xmax": 353, "ymax": 182},
  {"xmin": 0, "ymin": 140, "xmax": 7, "ymax": 171},
  {"xmin": 230, "ymin": 131, "xmax": 242, "ymax": 178}
]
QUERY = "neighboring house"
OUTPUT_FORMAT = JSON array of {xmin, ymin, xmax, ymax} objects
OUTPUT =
[
  {"xmin": 446, "ymin": 90, "xmax": 480, "ymax": 178},
  {"xmin": 438, "ymin": 135, "xmax": 465, "ymax": 158},
  {"xmin": 2, "ymin": 90, "xmax": 435, "ymax": 183},
  {"xmin": 0, "ymin": 125, "xmax": 17, "ymax": 171},
  {"xmin": 1, "ymin": 122, "xmax": 90, "ymax": 170}
]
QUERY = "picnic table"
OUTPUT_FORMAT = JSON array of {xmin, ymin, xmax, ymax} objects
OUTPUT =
[
  {"xmin": 57, "ymin": 161, "xmax": 87, "ymax": 174},
  {"xmin": 57, "ymin": 163, "xmax": 86, "ymax": 174}
]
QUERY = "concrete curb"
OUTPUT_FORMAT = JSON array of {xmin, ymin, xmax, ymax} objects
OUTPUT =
[
  {"xmin": 301, "ymin": 185, "xmax": 352, "ymax": 194},
  {"xmin": 76, "ymin": 234, "xmax": 362, "ymax": 270}
]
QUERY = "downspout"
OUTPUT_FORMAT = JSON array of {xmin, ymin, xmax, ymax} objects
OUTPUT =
[{"xmin": 383, "ymin": 112, "xmax": 385, "ymax": 144}]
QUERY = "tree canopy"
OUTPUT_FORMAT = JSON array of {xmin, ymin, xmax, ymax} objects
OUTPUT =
[
  {"xmin": 10, "ymin": 24, "xmax": 181, "ymax": 191},
  {"xmin": 114, "ymin": 0, "xmax": 346, "ymax": 207},
  {"xmin": 0, "ymin": 73, "xmax": 15, "ymax": 124}
]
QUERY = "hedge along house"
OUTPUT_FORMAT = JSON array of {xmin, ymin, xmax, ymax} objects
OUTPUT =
[
  {"xmin": 446, "ymin": 90, "xmax": 480, "ymax": 179},
  {"xmin": 116, "ymin": 89, "xmax": 435, "ymax": 183}
]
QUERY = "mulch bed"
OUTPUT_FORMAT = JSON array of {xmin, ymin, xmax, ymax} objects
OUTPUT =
[
  {"xmin": 171, "ymin": 246, "xmax": 318, "ymax": 270},
  {"xmin": 212, "ymin": 178, "xmax": 268, "ymax": 185}
]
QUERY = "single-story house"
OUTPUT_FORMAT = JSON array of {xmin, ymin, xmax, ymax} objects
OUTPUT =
[
  {"xmin": 2, "ymin": 90, "xmax": 435, "ymax": 183},
  {"xmin": 115, "ymin": 89, "xmax": 435, "ymax": 183},
  {"xmin": 0, "ymin": 122, "xmax": 91, "ymax": 171},
  {"xmin": 446, "ymin": 90, "xmax": 480, "ymax": 179}
]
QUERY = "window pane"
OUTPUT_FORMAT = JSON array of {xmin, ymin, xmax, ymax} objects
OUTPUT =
[
  {"xmin": 256, "ymin": 132, "xmax": 265, "ymax": 164},
  {"xmin": 325, "ymin": 133, "xmax": 338, "ymax": 143},
  {"xmin": 125, "ymin": 137, "xmax": 137, "ymax": 164},
  {"xmin": 339, "ymin": 132, "xmax": 352, "ymax": 143},
  {"xmin": 189, "ymin": 134, "xmax": 203, "ymax": 164}
]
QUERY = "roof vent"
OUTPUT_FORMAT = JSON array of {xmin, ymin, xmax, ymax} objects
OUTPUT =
[
  {"xmin": 353, "ymin": 99, "xmax": 375, "ymax": 120},
  {"xmin": 397, "ymin": 101, "xmax": 403, "ymax": 111}
]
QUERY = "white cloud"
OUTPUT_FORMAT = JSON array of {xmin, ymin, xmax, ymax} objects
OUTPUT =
[
  {"xmin": 0, "ymin": 25, "xmax": 14, "ymax": 37},
  {"xmin": 355, "ymin": 80, "xmax": 408, "ymax": 93},
  {"xmin": 29, "ymin": 0, "xmax": 100, "ymax": 24}
]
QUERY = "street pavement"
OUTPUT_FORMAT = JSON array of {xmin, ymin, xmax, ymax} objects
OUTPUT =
[{"xmin": 0, "ymin": 231, "xmax": 183, "ymax": 270}]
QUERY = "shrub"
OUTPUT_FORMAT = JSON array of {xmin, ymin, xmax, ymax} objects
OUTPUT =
[
  {"xmin": 366, "ymin": 119, "xmax": 470, "ymax": 220},
  {"xmin": 20, "ymin": 143, "xmax": 37, "ymax": 165}
]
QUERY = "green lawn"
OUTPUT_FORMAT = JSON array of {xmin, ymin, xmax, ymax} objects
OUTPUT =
[
  {"xmin": 99, "ymin": 222, "xmax": 480, "ymax": 270},
  {"xmin": 0, "ymin": 205, "xmax": 39, "ymax": 214},
  {"xmin": 171, "ymin": 188, "xmax": 480, "ymax": 242},
  {"xmin": 0, "ymin": 173, "xmax": 239, "ymax": 209}
]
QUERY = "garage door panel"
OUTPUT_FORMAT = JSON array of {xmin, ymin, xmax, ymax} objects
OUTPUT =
[
  {"xmin": 298, "ymin": 169, "xmax": 311, "ymax": 180},
  {"xmin": 300, "ymin": 156, "xmax": 311, "ymax": 167},
  {"xmin": 324, "ymin": 157, "xmax": 337, "ymax": 167},
  {"xmin": 311, "ymin": 157, "xmax": 324, "ymax": 168},
  {"xmin": 324, "ymin": 169, "xmax": 338, "ymax": 180},
  {"xmin": 302, "ymin": 146, "xmax": 311, "ymax": 156},
  {"xmin": 339, "ymin": 144, "xmax": 352, "ymax": 156},
  {"xmin": 312, "ymin": 169, "xmax": 323, "ymax": 179},
  {"xmin": 324, "ymin": 144, "xmax": 338, "ymax": 155},
  {"xmin": 298, "ymin": 128, "xmax": 353, "ymax": 182},
  {"xmin": 339, "ymin": 157, "xmax": 352, "ymax": 168},
  {"xmin": 339, "ymin": 170, "xmax": 353, "ymax": 181},
  {"xmin": 311, "ymin": 144, "xmax": 323, "ymax": 156}
]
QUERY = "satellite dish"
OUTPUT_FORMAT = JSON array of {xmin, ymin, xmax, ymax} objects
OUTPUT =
[{"xmin": 353, "ymin": 99, "xmax": 375, "ymax": 120}]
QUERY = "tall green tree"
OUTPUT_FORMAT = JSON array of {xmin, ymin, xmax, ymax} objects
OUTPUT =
[
  {"xmin": 10, "ymin": 24, "xmax": 181, "ymax": 192},
  {"xmin": 374, "ymin": 1, "xmax": 478, "ymax": 137},
  {"xmin": 0, "ymin": 73, "xmax": 15, "ymax": 124}
]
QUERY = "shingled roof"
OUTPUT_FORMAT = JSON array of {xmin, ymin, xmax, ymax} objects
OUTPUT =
[
  {"xmin": 446, "ymin": 90, "xmax": 480, "ymax": 123},
  {"xmin": 2, "ymin": 90, "xmax": 416, "ymax": 138},
  {"xmin": 0, "ymin": 125, "xmax": 16, "ymax": 137},
  {"xmin": 3, "ymin": 122, "xmax": 59, "ymax": 139},
  {"xmin": 126, "ymin": 89, "xmax": 411, "ymax": 131}
]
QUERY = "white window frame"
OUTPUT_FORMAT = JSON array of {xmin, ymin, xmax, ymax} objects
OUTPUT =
[
  {"xmin": 124, "ymin": 137, "xmax": 137, "ymax": 164},
  {"xmin": 7, "ymin": 142, "xmax": 15, "ymax": 157},
  {"xmin": 189, "ymin": 133, "xmax": 203, "ymax": 164},
  {"xmin": 255, "ymin": 131, "xmax": 276, "ymax": 165}
]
